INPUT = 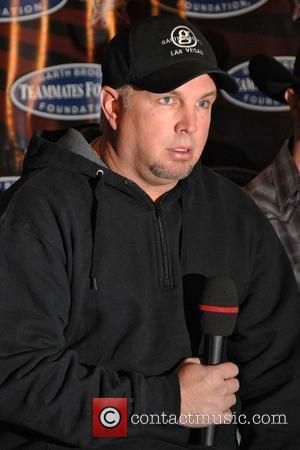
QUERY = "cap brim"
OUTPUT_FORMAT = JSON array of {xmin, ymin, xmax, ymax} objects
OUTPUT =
[
  {"xmin": 132, "ymin": 61, "xmax": 238, "ymax": 93},
  {"xmin": 249, "ymin": 54, "xmax": 296, "ymax": 103}
]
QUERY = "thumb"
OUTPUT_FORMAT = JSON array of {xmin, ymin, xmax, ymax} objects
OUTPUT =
[{"xmin": 179, "ymin": 357, "xmax": 202, "ymax": 367}]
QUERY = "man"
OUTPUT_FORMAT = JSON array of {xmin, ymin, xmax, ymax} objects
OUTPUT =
[
  {"xmin": 246, "ymin": 53, "xmax": 300, "ymax": 289},
  {"xmin": 0, "ymin": 14, "xmax": 299, "ymax": 450}
]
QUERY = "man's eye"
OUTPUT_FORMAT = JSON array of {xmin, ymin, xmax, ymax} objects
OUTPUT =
[
  {"xmin": 197, "ymin": 99, "xmax": 209, "ymax": 109},
  {"xmin": 158, "ymin": 97, "xmax": 174, "ymax": 105}
]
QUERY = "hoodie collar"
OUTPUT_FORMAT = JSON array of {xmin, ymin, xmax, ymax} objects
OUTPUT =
[{"xmin": 56, "ymin": 128, "xmax": 108, "ymax": 168}]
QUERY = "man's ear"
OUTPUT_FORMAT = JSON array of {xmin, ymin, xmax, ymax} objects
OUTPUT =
[
  {"xmin": 100, "ymin": 86, "xmax": 121, "ymax": 130},
  {"xmin": 284, "ymin": 88, "xmax": 300, "ymax": 119},
  {"xmin": 284, "ymin": 88, "xmax": 296, "ymax": 110}
]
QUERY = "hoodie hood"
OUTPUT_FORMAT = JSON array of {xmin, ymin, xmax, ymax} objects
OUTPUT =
[
  {"xmin": 23, "ymin": 127, "xmax": 106, "ymax": 177},
  {"xmin": 23, "ymin": 127, "xmax": 113, "ymax": 291}
]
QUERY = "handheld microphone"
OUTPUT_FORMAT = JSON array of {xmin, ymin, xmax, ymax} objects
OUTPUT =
[{"xmin": 199, "ymin": 275, "xmax": 239, "ymax": 446}]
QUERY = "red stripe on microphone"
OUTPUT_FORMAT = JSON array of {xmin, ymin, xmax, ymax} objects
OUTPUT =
[{"xmin": 198, "ymin": 305, "xmax": 239, "ymax": 314}]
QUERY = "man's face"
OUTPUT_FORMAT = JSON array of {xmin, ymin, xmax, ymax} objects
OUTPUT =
[
  {"xmin": 285, "ymin": 88, "xmax": 300, "ymax": 140},
  {"xmin": 285, "ymin": 88, "xmax": 300, "ymax": 121},
  {"xmin": 112, "ymin": 74, "xmax": 217, "ymax": 193}
]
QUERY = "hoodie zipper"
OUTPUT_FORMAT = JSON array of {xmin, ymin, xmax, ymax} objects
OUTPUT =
[
  {"xmin": 155, "ymin": 200, "xmax": 172, "ymax": 288},
  {"xmin": 124, "ymin": 179, "xmax": 173, "ymax": 289}
]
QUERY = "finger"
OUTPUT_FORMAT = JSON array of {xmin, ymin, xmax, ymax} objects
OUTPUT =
[
  {"xmin": 216, "ymin": 362, "xmax": 239, "ymax": 379},
  {"xmin": 225, "ymin": 377, "xmax": 240, "ymax": 394},
  {"xmin": 223, "ymin": 394, "xmax": 236, "ymax": 411},
  {"xmin": 222, "ymin": 409, "xmax": 233, "ymax": 424},
  {"xmin": 182, "ymin": 357, "xmax": 201, "ymax": 365}
]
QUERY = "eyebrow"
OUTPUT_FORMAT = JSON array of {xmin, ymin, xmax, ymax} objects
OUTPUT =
[{"xmin": 201, "ymin": 90, "xmax": 217, "ymax": 98}]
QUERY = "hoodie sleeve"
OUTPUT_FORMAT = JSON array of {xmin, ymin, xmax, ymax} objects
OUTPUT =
[
  {"xmin": 229, "ymin": 216, "xmax": 300, "ymax": 449},
  {"xmin": 0, "ymin": 219, "xmax": 180, "ymax": 448}
]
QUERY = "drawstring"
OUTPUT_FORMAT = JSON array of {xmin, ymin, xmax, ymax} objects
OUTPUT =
[{"xmin": 90, "ymin": 169, "xmax": 104, "ymax": 290}]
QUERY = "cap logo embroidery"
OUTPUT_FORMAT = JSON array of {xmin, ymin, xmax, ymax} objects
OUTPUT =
[{"xmin": 170, "ymin": 26, "xmax": 197, "ymax": 48}]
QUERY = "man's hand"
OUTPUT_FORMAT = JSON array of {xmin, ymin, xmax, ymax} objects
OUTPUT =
[{"xmin": 177, "ymin": 357, "xmax": 239, "ymax": 428}]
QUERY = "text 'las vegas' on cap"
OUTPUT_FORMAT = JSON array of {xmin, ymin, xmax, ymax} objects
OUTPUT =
[{"xmin": 102, "ymin": 15, "xmax": 238, "ymax": 94}]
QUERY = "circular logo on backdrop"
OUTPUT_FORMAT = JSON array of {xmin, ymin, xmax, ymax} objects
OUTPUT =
[
  {"xmin": 221, "ymin": 58, "xmax": 293, "ymax": 112},
  {"xmin": 10, "ymin": 63, "xmax": 102, "ymax": 121},
  {"xmin": 151, "ymin": 0, "xmax": 269, "ymax": 19},
  {"xmin": 171, "ymin": 26, "xmax": 198, "ymax": 48},
  {"xmin": 0, "ymin": 0, "xmax": 67, "ymax": 22}
]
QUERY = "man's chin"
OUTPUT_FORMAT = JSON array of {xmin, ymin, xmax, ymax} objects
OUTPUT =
[{"xmin": 149, "ymin": 163, "xmax": 194, "ymax": 181}]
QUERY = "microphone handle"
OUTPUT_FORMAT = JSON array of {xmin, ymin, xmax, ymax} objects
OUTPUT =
[
  {"xmin": 204, "ymin": 335, "xmax": 224, "ymax": 365},
  {"xmin": 203, "ymin": 335, "xmax": 225, "ymax": 446}
]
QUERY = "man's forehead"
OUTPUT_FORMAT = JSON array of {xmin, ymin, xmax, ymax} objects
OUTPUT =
[{"xmin": 155, "ymin": 74, "xmax": 217, "ymax": 95}]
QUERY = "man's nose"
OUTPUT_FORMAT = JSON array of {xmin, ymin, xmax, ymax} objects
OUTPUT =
[{"xmin": 174, "ymin": 106, "xmax": 198, "ymax": 134}]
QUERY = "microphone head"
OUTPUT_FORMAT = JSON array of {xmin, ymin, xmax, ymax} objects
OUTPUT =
[{"xmin": 198, "ymin": 276, "xmax": 239, "ymax": 336}]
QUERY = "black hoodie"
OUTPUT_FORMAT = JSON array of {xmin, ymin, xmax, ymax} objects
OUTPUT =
[{"xmin": 0, "ymin": 128, "xmax": 299, "ymax": 450}]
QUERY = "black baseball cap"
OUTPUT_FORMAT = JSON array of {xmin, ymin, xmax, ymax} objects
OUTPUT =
[
  {"xmin": 249, "ymin": 49, "xmax": 300, "ymax": 104},
  {"xmin": 102, "ymin": 15, "xmax": 238, "ymax": 94}
]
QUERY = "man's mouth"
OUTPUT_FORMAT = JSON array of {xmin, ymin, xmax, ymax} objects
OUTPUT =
[
  {"xmin": 173, "ymin": 147, "xmax": 190, "ymax": 152},
  {"xmin": 168, "ymin": 147, "xmax": 192, "ymax": 160}
]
